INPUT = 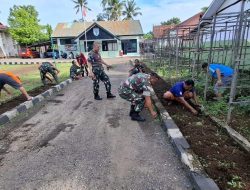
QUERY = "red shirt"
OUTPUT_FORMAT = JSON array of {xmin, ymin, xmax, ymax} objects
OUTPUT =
[{"xmin": 78, "ymin": 53, "xmax": 87, "ymax": 66}]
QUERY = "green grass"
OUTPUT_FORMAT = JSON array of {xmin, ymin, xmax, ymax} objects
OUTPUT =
[{"xmin": 0, "ymin": 63, "xmax": 71, "ymax": 103}]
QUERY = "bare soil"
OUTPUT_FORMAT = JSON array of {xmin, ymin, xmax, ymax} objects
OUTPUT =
[
  {"xmin": 145, "ymin": 67, "xmax": 250, "ymax": 190},
  {"xmin": 0, "ymin": 85, "xmax": 52, "ymax": 115},
  {"xmin": 231, "ymin": 114, "xmax": 250, "ymax": 142}
]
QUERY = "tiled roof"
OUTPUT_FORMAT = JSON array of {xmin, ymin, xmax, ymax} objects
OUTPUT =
[
  {"xmin": 176, "ymin": 12, "xmax": 204, "ymax": 28},
  {"xmin": 153, "ymin": 25, "xmax": 175, "ymax": 38},
  {"xmin": 52, "ymin": 20, "xmax": 143, "ymax": 38},
  {"xmin": 0, "ymin": 22, "xmax": 8, "ymax": 31},
  {"xmin": 167, "ymin": 12, "xmax": 204, "ymax": 37}
]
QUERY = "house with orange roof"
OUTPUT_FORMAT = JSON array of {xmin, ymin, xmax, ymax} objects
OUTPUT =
[{"xmin": 153, "ymin": 25, "xmax": 175, "ymax": 39}]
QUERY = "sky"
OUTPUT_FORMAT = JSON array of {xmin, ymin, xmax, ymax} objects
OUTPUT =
[{"xmin": 0, "ymin": 0, "xmax": 213, "ymax": 33}]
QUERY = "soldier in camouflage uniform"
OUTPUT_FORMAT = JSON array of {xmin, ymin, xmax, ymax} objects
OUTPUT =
[
  {"xmin": 118, "ymin": 72, "xmax": 159, "ymax": 121},
  {"xmin": 129, "ymin": 59, "xmax": 145, "ymax": 76},
  {"xmin": 87, "ymin": 42, "xmax": 116, "ymax": 100},
  {"xmin": 70, "ymin": 60, "xmax": 82, "ymax": 80},
  {"xmin": 38, "ymin": 62, "xmax": 60, "ymax": 85}
]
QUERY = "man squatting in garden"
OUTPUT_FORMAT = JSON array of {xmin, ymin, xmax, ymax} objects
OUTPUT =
[
  {"xmin": 163, "ymin": 79, "xmax": 200, "ymax": 115},
  {"xmin": 119, "ymin": 72, "xmax": 159, "ymax": 122},
  {"xmin": 0, "ymin": 70, "xmax": 33, "ymax": 100},
  {"xmin": 129, "ymin": 59, "xmax": 145, "ymax": 76},
  {"xmin": 87, "ymin": 41, "xmax": 116, "ymax": 100},
  {"xmin": 38, "ymin": 62, "xmax": 60, "ymax": 85},
  {"xmin": 202, "ymin": 62, "xmax": 234, "ymax": 98},
  {"xmin": 70, "ymin": 60, "xmax": 83, "ymax": 80}
]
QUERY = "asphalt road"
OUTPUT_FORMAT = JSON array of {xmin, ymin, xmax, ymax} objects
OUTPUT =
[{"xmin": 0, "ymin": 63, "xmax": 192, "ymax": 190}]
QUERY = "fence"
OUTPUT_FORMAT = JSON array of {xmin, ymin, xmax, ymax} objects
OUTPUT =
[{"xmin": 141, "ymin": 1, "xmax": 250, "ymax": 124}]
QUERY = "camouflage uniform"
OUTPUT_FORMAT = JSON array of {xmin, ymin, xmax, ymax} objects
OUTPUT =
[
  {"xmin": 70, "ymin": 64, "xmax": 81, "ymax": 80},
  {"xmin": 129, "ymin": 64, "xmax": 144, "ymax": 76},
  {"xmin": 39, "ymin": 62, "xmax": 58, "ymax": 85},
  {"xmin": 118, "ymin": 73, "xmax": 152, "ymax": 112},
  {"xmin": 88, "ymin": 50, "xmax": 111, "ymax": 94}
]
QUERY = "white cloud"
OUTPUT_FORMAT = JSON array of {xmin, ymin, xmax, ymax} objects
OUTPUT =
[
  {"xmin": 0, "ymin": 0, "xmax": 213, "ymax": 33},
  {"xmin": 138, "ymin": 0, "xmax": 213, "ymax": 33}
]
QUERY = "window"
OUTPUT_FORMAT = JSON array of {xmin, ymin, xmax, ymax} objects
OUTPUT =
[
  {"xmin": 60, "ymin": 38, "xmax": 76, "ymax": 45},
  {"xmin": 102, "ymin": 40, "xmax": 117, "ymax": 51},
  {"xmin": 122, "ymin": 39, "xmax": 137, "ymax": 54},
  {"xmin": 83, "ymin": 41, "xmax": 94, "ymax": 52},
  {"xmin": 127, "ymin": 39, "xmax": 137, "ymax": 53},
  {"xmin": 108, "ymin": 41, "xmax": 118, "ymax": 51},
  {"xmin": 102, "ymin": 41, "xmax": 108, "ymax": 51}
]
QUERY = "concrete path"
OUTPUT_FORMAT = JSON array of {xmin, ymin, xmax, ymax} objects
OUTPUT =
[
  {"xmin": 0, "ymin": 56, "xmax": 137, "ymax": 64},
  {"xmin": 0, "ymin": 63, "xmax": 192, "ymax": 190}
]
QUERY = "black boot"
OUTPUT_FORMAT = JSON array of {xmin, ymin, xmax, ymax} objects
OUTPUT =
[
  {"xmin": 107, "ymin": 92, "xmax": 116, "ymax": 99},
  {"xmin": 129, "ymin": 105, "xmax": 135, "ymax": 116},
  {"xmin": 131, "ymin": 111, "xmax": 146, "ymax": 122},
  {"xmin": 94, "ymin": 93, "xmax": 102, "ymax": 100}
]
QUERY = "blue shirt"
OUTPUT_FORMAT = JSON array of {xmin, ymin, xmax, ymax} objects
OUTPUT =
[
  {"xmin": 170, "ymin": 81, "xmax": 194, "ymax": 97},
  {"xmin": 209, "ymin": 64, "xmax": 234, "ymax": 78}
]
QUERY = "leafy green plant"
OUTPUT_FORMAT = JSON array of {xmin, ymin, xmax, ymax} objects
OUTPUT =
[
  {"xmin": 203, "ymin": 99, "xmax": 228, "ymax": 116},
  {"xmin": 227, "ymin": 175, "xmax": 245, "ymax": 189},
  {"xmin": 218, "ymin": 161, "xmax": 236, "ymax": 171}
]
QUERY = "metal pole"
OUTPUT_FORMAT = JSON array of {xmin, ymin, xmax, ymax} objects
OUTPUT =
[
  {"xmin": 193, "ymin": 23, "xmax": 201, "ymax": 79},
  {"xmin": 50, "ymin": 37, "xmax": 56, "ymax": 65},
  {"xmin": 188, "ymin": 27, "xmax": 191, "ymax": 72},
  {"xmin": 83, "ymin": 17, "xmax": 88, "ymax": 53},
  {"xmin": 227, "ymin": 0, "xmax": 246, "ymax": 123},
  {"xmin": 204, "ymin": 15, "xmax": 217, "ymax": 100},
  {"xmin": 175, "ymin": 28, "xmax": 179, "ymax": 76},
  {"xmin": 222, "ymin": 22, "xmax": 228, "ymax": 64}
]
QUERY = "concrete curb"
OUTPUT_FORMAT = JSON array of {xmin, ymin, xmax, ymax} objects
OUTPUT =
[
  {"xmin": 0, "ymin": 79, "xmax": 72, "ymax": 126},
  {"xmin": 209, "ymin": 115, "xmax": 250, "ymax": 153},
  {"xmin": 0, "ymin": 61, "xmax": 72, "ymax": 65},
  {"xmin": 150, "ymin": 89, "xmax": 220, "ymax": 190}
]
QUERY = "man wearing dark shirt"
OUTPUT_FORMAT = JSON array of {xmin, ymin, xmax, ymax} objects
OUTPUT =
[{"xmin": 87, "ymin": 42, "xmax": 116, "ymax": 100}]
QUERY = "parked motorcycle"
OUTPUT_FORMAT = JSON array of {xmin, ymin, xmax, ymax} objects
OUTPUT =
[{"xmin": 60, "ymin": 51, "xmax": 67, "ymax": 59}]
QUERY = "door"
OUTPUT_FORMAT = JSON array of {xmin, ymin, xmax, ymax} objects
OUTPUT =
[{"xmin": 121, "ymin": 40, "xmax": 128, "ymax": 55}]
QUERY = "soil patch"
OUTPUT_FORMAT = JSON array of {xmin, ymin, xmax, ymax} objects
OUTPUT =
[
  {"xmin": 231, "ymin": 114, "xmax": 250, "ymax": 142},
  {"xmin": 145, "ymin": 67, "xmax": 250, "ymax": 190},
  {"xmin": 0, "ymin": 85, "xmax": 53, "ymax": 115}
]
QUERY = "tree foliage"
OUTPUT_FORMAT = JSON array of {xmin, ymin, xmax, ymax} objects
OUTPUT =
[
  {"xmin": 101, "ymin": 0, "xmax": 142, "ymax": 21},
  {"xmin": 143, "ymin": 31, "xmax": 153, "ymax": 40},
  {"xmin": 122, "ymin": 0, "xmax": 142, "ymax": 20},
  {"xmin": 39, "ymin": 24, "xmax": 53, "ymax": 41},
  {"xmin": 161, "ymin": 17, "xmax": 181, "ymax": 25},
  {"xmin": 96, "ymin": 13, "xmax": 109, "ymax": 21},
  {"xmin": 201, "ymin": 6, "xmax": 208, "ymax": 13},
  {"xmin": 72, "ymin": 0, "xmax": 91, "ymax": 21},
  {"xmin": 7, "ymin": 5, "xmax": 45, "ymax": 45},
  {"xmin": 104, "ymin": 0, "xmax": 124, "ymax": 21}
]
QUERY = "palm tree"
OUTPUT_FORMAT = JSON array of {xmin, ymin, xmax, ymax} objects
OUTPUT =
[
  {"xmin": 72, "ymin": 0, "xmax": 91, "ymax": 21},
  {"xmin": 104, "ymin": 0, "xmax": 124, "ymax": 21},
  {"xmin": 122, "ymin": 0, "xmax": 142, "ymax": 20},
  {"xmin": 101, "ymin": 0, "xmax": 111, "ymax": 8}
]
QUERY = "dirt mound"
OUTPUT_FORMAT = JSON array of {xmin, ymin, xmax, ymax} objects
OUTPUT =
[
  {"xmin": 0, "ymin": 85, "xmax": 53, "ymax": 115},
  {"xmin": 145, "ymin": 66, "xmax": 250, "ymax": 190}
]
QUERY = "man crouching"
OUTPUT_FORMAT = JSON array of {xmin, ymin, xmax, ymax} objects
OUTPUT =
[
  {"xmin": 118, "ymin": 72, "xmax": 159, "ymax": 122},
  {"xmin": 163, "ymin": 79, "xmax": 199, "ymax": 115}
]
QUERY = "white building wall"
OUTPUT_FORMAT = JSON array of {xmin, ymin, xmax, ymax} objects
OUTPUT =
[
  {"xmin": 0, "ymin": 31, "xmax": 19, "ymax": 58},
  {"xmin": 119, "ymin": 35, "xmax": 142, "ymax": 56}
]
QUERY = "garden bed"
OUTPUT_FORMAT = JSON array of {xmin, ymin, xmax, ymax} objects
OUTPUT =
[
  {"xmin": 0, "ymin": 85, "xmax": 52, "ymax": 115},
  {"xmin": 145, "ymin": 67, "xmax": 250, "ymax": 190}
]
